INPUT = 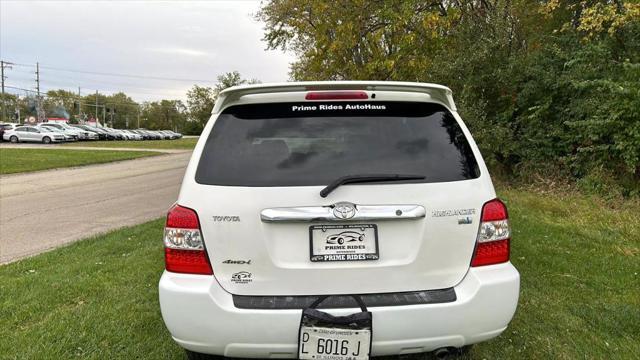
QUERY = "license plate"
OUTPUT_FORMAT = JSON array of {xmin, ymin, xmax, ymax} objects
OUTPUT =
[
  {"xmin": 299, "ymin": 326, "xmax": 371, "ymax": 360},
  {"xmin": 309, "ymin": 224, "xmax": 379, "ymax": 262}
]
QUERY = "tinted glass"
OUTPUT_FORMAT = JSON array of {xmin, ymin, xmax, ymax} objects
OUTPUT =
[{"xmin": 196, "ymin": 101, "xmax": 480, "ymax": 186}]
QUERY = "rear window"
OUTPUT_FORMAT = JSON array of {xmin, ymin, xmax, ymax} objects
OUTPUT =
[{"xmin": 196, "ymin": 101, "xmax": 479, "ymax": 186}]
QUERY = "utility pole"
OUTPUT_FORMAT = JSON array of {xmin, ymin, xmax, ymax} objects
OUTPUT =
[
  {"xmin": 1, "ymin": 60, "xmax": 6, "ymax": 123},
  {"xmin": 1, "ymin": 61, "xmax": 15, "ymax": 123},
  {"xmin": 77, "ymin": 87, "xmax": 81, "ymax": 122},
  {"xmin": 137, "ymin": 106, "xmax": 140, "ymax": 129},
  {"xmin": 35, "ymin": 62, "xmax": 44, "ymax": 122},
  {"xmin": 35, "ymin": 62, "xmax": 40, "ymax": 96},
  {"xmin": 95, "ymin": 90, "xmax": 98, "ymax": 124}
]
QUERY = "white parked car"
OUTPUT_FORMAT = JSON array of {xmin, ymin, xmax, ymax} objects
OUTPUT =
[
  {"xmin": 159, "ymin": 82, "xmax": 520, "ymax": 360},
  {"xmin": 39, "ymin": 123, "xmax": 83, "ymax": 141},
  {"xmin": 121, "ymin": 129, "xmax": 143, "ymax": 140},
  {"xmin": 36, "ymin": 125, "xmax": 74, "ymax": 142},
  {"xmin": 3, "ymin": 125, "xmax": 66, "ymax": 143}
]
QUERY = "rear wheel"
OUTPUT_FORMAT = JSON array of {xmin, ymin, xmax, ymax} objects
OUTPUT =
[
  {"xmin": 185, "ymin": 350, "xmax": 225, "ymax": 360},
  {"xmin": 10, "ymin": 135, "xmax": 18, "ymax": 143},
  {"xmin": 42, "ymin": 136, "xmax": 52, "ymax": 144}
]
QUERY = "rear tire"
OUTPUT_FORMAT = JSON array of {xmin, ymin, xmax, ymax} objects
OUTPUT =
[
  {"xmin": 10, "ymin": 136, "xmax": 18, "ymax": 143},
  {"xmin": 185, "ymin": 350, "xmax": 225, "ymax": 360},
  {"xmin": 42, "ymin": 136, "xmax": 51, "ymax": 144}
]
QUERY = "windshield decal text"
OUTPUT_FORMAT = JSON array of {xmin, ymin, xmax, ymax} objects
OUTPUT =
[{"xmin": 291, "ymin": 103, "xmax": 387, "ymax": 112}]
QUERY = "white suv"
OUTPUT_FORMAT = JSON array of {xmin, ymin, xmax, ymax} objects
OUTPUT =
[{"xmin": 159, "ymin": 81, "xmax": 520, "ymax": 360}]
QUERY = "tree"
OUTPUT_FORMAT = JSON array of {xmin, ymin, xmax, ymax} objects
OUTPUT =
[
  {"xmin": 105, "ymin": 92, "xmax": 139, "ymax": 129},
  {"xmin": 140, "ymin": 100, "xmax": 187, "ymax": 132},
  {"xmin": 186, "ymin": 85, "xmax": 215, "ymax": 132},
  {"xmin": 184, "ymin": 71, "xmax": 260, "ymax": 134},
  {"xmin": 258, "ymin": 0, "xmax": 640, "ymax": 195},
  {"xmin": 44, "ymin": 89, "xmax": 77, "ymax": 119}
]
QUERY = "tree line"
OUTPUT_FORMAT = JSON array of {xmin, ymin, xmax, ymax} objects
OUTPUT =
[
  {"xmin": 0, "ymin": 71, "xmax": 257, "ymax": 135},
  {"xmin": 257, "ymin": 0, "xmax": 640, "ymax": 196}
]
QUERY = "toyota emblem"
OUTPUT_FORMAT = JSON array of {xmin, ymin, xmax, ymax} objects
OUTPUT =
[{"xmin": 332, "ymin": 202, "xmax": 357, "ymax": 219}]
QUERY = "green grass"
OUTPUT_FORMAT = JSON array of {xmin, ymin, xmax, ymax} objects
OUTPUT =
[
  {"xmin": 0, "ymin": 148, "xmax": 160, "ymax": 175},
  {"xmin": 0, "ymin": 219, "xmax": 181, "ymax": 359},
  {"xmin": 0, "ymin": 189, "xmax": 638, "ymax": 359},
  {"xmin": 63, "ymin": 137, "xmax": 198, "ymax": 150}
]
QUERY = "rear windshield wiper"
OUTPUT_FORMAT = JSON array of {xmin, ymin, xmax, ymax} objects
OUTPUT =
[{"xmin": 320, "ymin": 174, "xmax": 426, "ymax": 198}]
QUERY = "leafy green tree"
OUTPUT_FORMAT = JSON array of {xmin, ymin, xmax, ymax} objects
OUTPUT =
[
  {"xmin": 258, "ymin": 0, "xmax": 640, "ymax": 195},
  {"xmin": 105, "ymin": 92, "xmax": 139, "ymax": 129},
  {"xmin": 44, "ymin": 90, "xmax": 77, "ymax": 119},
  {"xmin": 140, "ymin": 100, "xmax": 187, "ymax": 132},
  {"xmin": 184, "ymin": 71, "xmax": 260, "ymax": 134}
]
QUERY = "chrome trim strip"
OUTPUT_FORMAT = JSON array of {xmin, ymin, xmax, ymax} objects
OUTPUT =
[{"xmin": 260, "ymin": 204, "xmax": 426, "ymax": 222}]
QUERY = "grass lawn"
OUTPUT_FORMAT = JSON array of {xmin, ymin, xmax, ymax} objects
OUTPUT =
[
  {"xmin": 63, "ymin": 137, "xmax": 198, "ymax": 150},
  {"xmin": 0, "ymin": 148, "xmax": 160, "ymax": 175},
  {"xmin": 0, "ymin": 189, "xmax": 638, "ymax": 359}
]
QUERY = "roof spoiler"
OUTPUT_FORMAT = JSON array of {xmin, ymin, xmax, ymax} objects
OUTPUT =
[{"xmin": 212, "ymin": 81, "xmax": 456, "ymax": 113}]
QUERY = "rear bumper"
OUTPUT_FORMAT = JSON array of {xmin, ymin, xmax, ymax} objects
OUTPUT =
[{"xmin": 159, "ymin": 262, "xmax": 519, "ymax": 358}]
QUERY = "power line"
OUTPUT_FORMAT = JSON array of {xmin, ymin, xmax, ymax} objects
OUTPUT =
[{"xmin": 11, "ymin": 62, "xmax": 216, "ymax": 83}]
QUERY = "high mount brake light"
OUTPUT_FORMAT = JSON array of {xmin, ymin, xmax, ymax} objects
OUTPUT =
[
  {"xmin": 471, "ymin": 199, "xmax": 510, "ymax": 267},
  {"xmin": 163, "ymin": 204, "xmax": 213, "ymax": 275},
  {"xmin": 305, "ymin": 91, "xmax": 369, "ymax": 100}
]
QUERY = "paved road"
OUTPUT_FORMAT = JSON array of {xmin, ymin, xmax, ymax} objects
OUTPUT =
[
  {"xmin": 0, "ymin": 152, "xmax": 191, "ymax": 264},
  {"xmin": 0, "ymin": 143, "xmax": 186, "ymax": 153}
]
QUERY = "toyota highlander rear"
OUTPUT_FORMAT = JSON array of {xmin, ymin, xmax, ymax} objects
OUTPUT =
[{"xmin": 159, "ymin": 81, "xmax": 519, "ymax": 359}]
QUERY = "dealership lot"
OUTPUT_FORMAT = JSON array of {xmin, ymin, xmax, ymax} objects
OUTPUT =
[{"xmin": 0, "ymin": 150, "xmax": 191, "ymax": 263}]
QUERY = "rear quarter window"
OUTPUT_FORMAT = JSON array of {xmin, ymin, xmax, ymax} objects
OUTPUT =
[{"xmin": 196, "ymin": 101, "xmax": 480, "ymax": 186}]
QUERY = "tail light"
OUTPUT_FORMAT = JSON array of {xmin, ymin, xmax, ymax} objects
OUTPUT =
[
  {"xmin": 305, "ymin": 91, "xmax": 368, "ymax": 100},
  {"xmin": 471, "ymin": 199, "xmax": 510, "ymax": 267},
  {"xmin": 163, "ymin": 204, "xmax": 213, "ymax": 275}
]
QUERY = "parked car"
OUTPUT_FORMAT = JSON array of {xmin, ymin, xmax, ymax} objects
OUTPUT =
[
  {"xmin": 91, "ymin": 126, "xmax": 118, "ymax": 140},
  {"xmin": 130, "ymin": 129, "xmax": 151, "ymax": 140},
  {"xmin": 39, "ymin": 123, "xmax": 82, "ymax": 141},
  {"xmin": 158, "ymin": 130, "xmax": 178, "ymax": 139},
  {"xmin": 0, "ymin": 123, "xmax": 18, "ymax": 142},
  {"xmin": 102, "ymin": 128, "xmax": 124, "ymax": 140},
  {"xmin": 3, "ymin": 125, "xmax": 66, "ymax": 143},
  {"xmin": 36, "ymin": 125, "xmax": 75, "ymax": 142},
  {"xmin": 71, "ymin": 125, "xmax": 107, "ymax": 140},
  {"xmin": 143, "ymin": 130, "xmax": 161, "ymax": 140},
  {"xmin": 138, "ymin": 129, "xmax": 161, "ymax": 140},
  {"xmin": 121, "ymin": 129, "xmax": 143, "ymax": 140},
  {"xmin": 158, "ymin": 82, "xmax": 520, "ymax": 360},
  {"xmin": 60, "ymin": 122, "xmax": 97, "ymax": 140}
]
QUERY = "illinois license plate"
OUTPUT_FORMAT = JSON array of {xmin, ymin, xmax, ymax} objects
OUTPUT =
[
  {"xmin": 309, "ymin": 224, "xmax": 379, "ymax": 262},
  {"xmin": 299, "ymin": 326, "xmax": 371, "ymax": 360}
]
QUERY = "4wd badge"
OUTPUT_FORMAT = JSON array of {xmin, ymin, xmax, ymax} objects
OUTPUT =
[{"xmin": 223, "ymin": 259, "xmax": 252, "ymax": 265}]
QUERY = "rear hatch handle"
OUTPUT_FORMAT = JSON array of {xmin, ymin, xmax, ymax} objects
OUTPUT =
[{"xmin": 261, "ymin": 203, "xmax": 426, "ymax": 223}]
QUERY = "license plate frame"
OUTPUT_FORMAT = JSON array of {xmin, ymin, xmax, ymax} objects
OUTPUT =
[
  {"xmin": 309, "ymin": 224, "xmax": 379, "ymax": 262},
  {"xmin": 298, "ymin": 325, "xmax": 371, "ymax": 360}
]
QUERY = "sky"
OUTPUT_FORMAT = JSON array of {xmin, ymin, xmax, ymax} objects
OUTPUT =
[{"xmin": 0, "ymin": 0, "xmax": 294, "ymax": 101}]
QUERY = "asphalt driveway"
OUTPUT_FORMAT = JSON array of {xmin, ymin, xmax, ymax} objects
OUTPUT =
[{"xmin": 0, "ymin": 152, "xmax": 191, "ymax": 264}]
